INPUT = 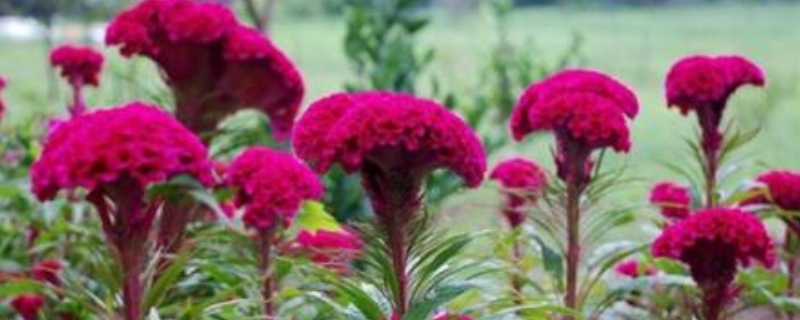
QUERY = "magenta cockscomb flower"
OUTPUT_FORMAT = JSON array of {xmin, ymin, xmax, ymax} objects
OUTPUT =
[
  {"xmin": 752, "ymin": 170, "xmax": 800, "ymax": 211},
  {"xmin": 295, "ymin": 228, "xmax": 364, "ymax": 274},
  {"xmin": 226, "ymin": 147, "xmax": 322, "ymax": 231},
  {"xmin": 32, "ymin": 102, "xmax": 214, "ymax": 201},
  {"xmin": 11, "ymin": 294, "xmax": 45, "ymax": 320},
  {"xmin": 510, "ymin": 70, "xmax": 638, "ymax": 312},
  {"xmin": 666, "ymin": 55, "xmax": 765, "ymax": 207},
  {"xmin": 652, "ymin": 208, "xmax": 774, "ymax": 320},
  {"xmin": 106, "ymin": 0, "xmax": 304, "ymax": 136},
  {"xmin": 649, "ymin": 181, "xmax": 692, "ymax": 220},
  {"xmin": 511, "ymin": 69, "xmax": 638, "ymax": 186},
  {"xmin": 50, "ymin": 45, "xmax": 104, "ymax": 117},
  {"xmin": 226, "ymin": 146, "xmax": 322, "ymax": 318},
  {"xmin": 293, "ymin": 91, "xmax": 486, "ymax": 317},
  {"xmin": 31, "ymin": 102, "xmax": 213, "ymax": 320},
  {"xmin": 490, "ymin": 158, "xmax": 548, "ymax": 228},
  {"xmin": 614, "ymin": 259, "xmax": 656, "ymax": 278}
]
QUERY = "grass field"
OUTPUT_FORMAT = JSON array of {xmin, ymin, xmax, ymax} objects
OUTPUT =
[{"xmin": 0, "ymin": 3, "xmax": 799, "ymax": 225}]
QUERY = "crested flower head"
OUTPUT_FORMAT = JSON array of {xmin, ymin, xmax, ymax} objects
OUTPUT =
[
  {"xmin": 226, "ymin": 147, "xmax": 322, "ymax": 231},
  {"xmin": 510, "ymin": 69, "xmax": 638, "ymax": 185},
  {"xmin": 650, "ymin": 181, "xmax": 692, "ymax": 220},
  {"xmin": 652, "ymin": 208, "xmax": 774, "ymax": 288},
  {"xmin": 614, "ymin": 259, "xmax": 656, "ymax": 278},
  {"xmin": 666, "ymin": 55, "xmax": 764, "ymax": 116},
  {"xmin": 106, "ymin": 0, "xmax": 304, "ymax": 136},
  {"xmin": 50, "ymin": 45, "xmax": 104, "ymax": 87},
  {"xmin": 751, "ymin": 170, "xmax": 800, "ymax": 211},
  {"xmin": 31, "ymin": 102, "xmax": 214, "ymax": 201},
  {"xmin": 490, "ymin": 158, "xmax": 548, "ymax": 227},
  {"xmin": 11, "ymin": 294, "xmax": 45, "ymax": 320},
  {"xmin": 293, "ymin": 91, "xmax": 486, "ymax": 210},
  {"xmin": 295, "ymin": 228, "xmax": 363, "ymax": 273}
]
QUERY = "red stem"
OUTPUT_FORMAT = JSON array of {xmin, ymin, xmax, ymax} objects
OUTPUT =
[
  {"xmin": 69, "ymin": 79, "xmax": 86, "ymax": 117},
  {"xmin": 385, "ymin": 211, "xmax": 409, "ymax": 316},
  {"xmin": 259, "ymin": 230, "xmax": 277, "ymax": 319},
  {"xmin": 564, "ymin": 180, "xmax": 581, "ymax": 319}
]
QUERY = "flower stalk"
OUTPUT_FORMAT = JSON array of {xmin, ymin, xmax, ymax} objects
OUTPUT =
[{"xmin": 258, "ymin": 229, "xmax": 278, "ymax": 319}]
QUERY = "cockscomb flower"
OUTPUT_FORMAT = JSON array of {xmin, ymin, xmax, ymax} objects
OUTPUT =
[
  {"xmin": 50, "ymin": 45, "xmax": 104, "ymax": 87},
  {"xmin": 294, "ymin": 91, "xmax": 486, "ymax": 317},
  {"xmin": 652, "ymin": 207, "xmax": 774, "ymax": 320},
  {"xmin": 614, "ymin": 259, "xmax": 656, "ymax": 278},
  {"xmin": 50, "ymin": 45, "xmax": 104, "ymax": 116},
  {"xmin": 666, "ymin": 55, "xmax": 764, "ymax": 156},
  {"xmin": 106, "ymin": 0, "xmax": 304, "ymax": 136},
  {"xmin": 295, "ymin": 228, "xmax": 363, "ymax": 273},
  {"xmin": 31, "ymin": 102, "xmax": 214, "ymax": 201},
  {"xmin": 649, "ymin": 181, "xmax": 692, "ymax": 220},
  {"xmin": 226, "ymin": 147, "xmax": 322, "ymax": 231},
  {"xmin": 511, "ymin": 69, "xmax": 638, "ymax": 186},
  {"xmin": 30, "ymin": 102, "xmax": 213, "ymax": 320},
  {"xmin": 293, "ymin": 92, "xmax": 486, "ymax": 203},
  {"xmin": 490, "ymin": 158, "xmax": 548, "ymax": 228},
  {"xmin": 11, "ymin": 294, "xmax": 45, "ymax": 320},
  {"xmin": 751, "ymin": 170, "xmax": 800, "ymax": 211}
]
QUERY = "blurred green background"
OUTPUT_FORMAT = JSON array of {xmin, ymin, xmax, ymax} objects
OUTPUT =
[{"xmin": 0, "ymin": 0, "xmax": 798, "ymax": 228}]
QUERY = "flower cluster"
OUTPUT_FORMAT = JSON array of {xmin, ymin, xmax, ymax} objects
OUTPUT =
[
  {"xmin": 510, "ymin": 70, "xmax": 638, "ymax": 185},
  {"xmin": 652, "ymin": 208, "xmax": 774, "ymax": 285},
  {"xmin": 751, "ymin": 170, "xmax": 800, "ymax": 211},
  {"xmin": 490, "ymin": 158, "xmax": 548, "ymax": 227},
  {"xmin": 511, "ymin": 69, "xmax": 638, "ymax": 152},
  {"xmin": 614, "ymin": 259, "xmax": 656, "ymax": 278},
  {"xmin": 3, "ymin": 259, "xmax": 63, "ymax": 320},
  {"xmin": 106, "ymin": 0, "xmax": 304, "ymax": 135},
  {"xmin": 31, "ymin": 102, "xmax": 214, "ymax": 201},
  {"xmin": 226, "ymin": 147, "xmax": 323, "ymax": 231},
  {"xmin": 649, "ymin": 181, "xmax": 692, "ymax": 220},
  {"xmin": 666, "ymin": 55, "xmax": 765, "ymax": 117},
  {"xmin": 50, "ymin": 45, "xmax": 104, "ymax": 87},
  {"xmin": 293, "ymin": 92, "xmax": 486, "ymax": 193},
  {"xmin": 295, "ymin": 228, "xmax": 363, "ymax": 273}
]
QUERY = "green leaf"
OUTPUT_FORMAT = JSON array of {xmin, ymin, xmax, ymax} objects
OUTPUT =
[
  {"xmin": 0, "ymin": 279, "xmax": 43, "ymax": 296},
  {"xmin": 403, "ymin": 284, "xmax": 471, "ymax": 320},
  {"xmin": 534, "ymin": 236, "xmax": 565, "ymax": 281},
  {"xmin": 295, "ymin": 201, "xmax": 342, "ymax": 232}
]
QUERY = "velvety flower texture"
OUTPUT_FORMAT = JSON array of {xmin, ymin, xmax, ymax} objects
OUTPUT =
[
  {"xmin": 666, "ymin": 55, "xmax": 765, "ymax": 154},
  {"xmin": 50, "ymin": 45, "xmax": 104, "ymax": 87},
  {"xmin": 510, "ymin": 70, "xmax": 638, "ymax": 185},
  {"xmin": 614, "ymin": 259, "xmax": 656, "ymax": 278},
  {"xmin": 31, "ymin": 102, "xmax": 214, "ymax": 201},
  {"xmin": 11, "ymin": 294, "xmax": 45, "ymax": 320},
  {"xmin": 753, "ymin": 170, "xmax": 800, "ymax": 211},
  {"xmin": 106, "ymin": 0, "xmax": 304, "ymax": 136},
  {"xmin": 293, "ymin": 91, "xmax": 486, "ymax": 197},
  {"xmin": 652, "ymin": 208, "xmax": 774, "ymax": 318},
  {"xmin": 296, "ymin": 228, "xmax": 363, "ymax": 273},
  {"xmin": 490, "ymin": 158, "xmax": 548, "ymax": 227},
  {"xmin": 226, "ymin": 147, "xmax": 323, "ymax": 231},
  {"xmin": 649, "ymin": 181, "xmax": 692, "ymax": 220}
]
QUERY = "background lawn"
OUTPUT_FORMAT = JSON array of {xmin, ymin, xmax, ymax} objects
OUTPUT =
[{"xmin": 0, "ymin": 2, "xmax": 798, "ymax": 233}]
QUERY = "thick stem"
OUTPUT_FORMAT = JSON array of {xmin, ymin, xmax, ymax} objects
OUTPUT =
[
  {"xmin": 122, "ymin": 260, "xmax": 143, "ymax": 320},
  {"xmin": 385, "ymin": 211, "xmax": 410, "ymax": 316},
  {"xmin": 259, "ymin": 230, "xmax": 277, "ymax": 319},
  {"xmin": 564, "ymin": 181, "xmax": 582, "ymax": 319},
  {"xmin": 703, "ymin": 146, "xmax": 718, "ymax": 208},
  {"xmin": 69, "ymin": 79, "xmax": 86, "ymax": 117}
]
